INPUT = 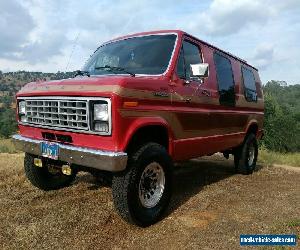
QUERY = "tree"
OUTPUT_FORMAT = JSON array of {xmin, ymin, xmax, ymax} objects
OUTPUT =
[
  {"xmin": 0, "ymin": 96, "xmax": 13, "ymax": 109},
  {"xmin": 263, "ymin": 92, "xmax": 300, "ymax": 152},
  {"xmin": 0, "ymin": 108, "xmax": 17, "ymax": 138}
]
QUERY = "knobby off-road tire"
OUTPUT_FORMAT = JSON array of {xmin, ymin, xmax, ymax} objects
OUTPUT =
[
  {"xmin": 234, "ymin": 133, "xmax": 258, "ymax": 175},
  {"xmin": 112, "ymin": 143, "xmax": 173, "ymax": 227},
  {"xmin": 24, "ymin": 153, "xmax": 76, "ymax": 191}
]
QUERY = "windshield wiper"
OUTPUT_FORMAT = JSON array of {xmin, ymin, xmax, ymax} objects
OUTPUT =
[
  {"xmin": 74, "ymin": 70, "xmax": 90, "ymax": 77},
  {"xmin": 95, "ymin": 65, "xmax": 135, "ymax": 77}
]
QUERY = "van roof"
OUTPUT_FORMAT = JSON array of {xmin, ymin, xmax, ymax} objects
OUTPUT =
[{"xmin": 110, "ymin": 30, "xmax": 258, "ymax": 71}]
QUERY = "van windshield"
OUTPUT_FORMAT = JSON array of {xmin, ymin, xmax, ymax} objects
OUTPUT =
[{"xmin": 82, "ymin": 34, "xmax": 177, "ymax": 76}]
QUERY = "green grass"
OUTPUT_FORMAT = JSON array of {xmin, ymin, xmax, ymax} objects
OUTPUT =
[
  {"xmin": 0, "ymin": 138, "xmax": 19, "ymax": 153},
  {"xmin": 259, "ymin": 149, "xmax": 300, "ymax": 167},
  {"xmin": 286, "ymin": 219, "xmax": 300, "ymax": 227}
]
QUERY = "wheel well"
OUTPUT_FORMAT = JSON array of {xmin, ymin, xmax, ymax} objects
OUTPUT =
[
  {"xmin": 125, "ymin": 125, "xmax": 169, "ymax": 154},
  {"xmin": 247, "ymin": 123, "xmax": 258, "ymax": 136}
]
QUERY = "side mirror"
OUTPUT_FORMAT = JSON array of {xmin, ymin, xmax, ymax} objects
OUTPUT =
[{"xmin": 190, "ymin": 63, "xmax": 209, "ymax": 78}]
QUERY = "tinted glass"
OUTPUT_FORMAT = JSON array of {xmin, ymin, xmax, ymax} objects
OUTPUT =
[
  {"xmin": 176, "ymin": 40, "xmax": 202, "ymax": 80},
  {"xmin": 83, "ymin": 35, "xmax": 177, "ymax": 75},
  {"xmin": 183, "ymin": 41, "xmax": 202, "ymax": 79},
  {"xmin": 176, "ymin": 47, "xmax": 185, "ymax": 79},
  {"xmin": 213, "ymin": 53, "xmax": 235, "ymax": 106},
  {"xmin": 242, "ymin": 66, "xmax": 257, "ymax": 102}
]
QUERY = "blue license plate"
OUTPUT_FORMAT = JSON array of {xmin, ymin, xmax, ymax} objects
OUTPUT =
[{"xmin": 41, "ymin": 142, "xmax": 59, "ymax": 160}]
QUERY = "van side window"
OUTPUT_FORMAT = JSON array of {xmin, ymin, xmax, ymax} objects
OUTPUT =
[
  {"xmin": 213, "ymin": 52, "xmax": 235, "ymax": 106},
  {"xmin": 176, "ymin": 47, "xmax": 185, "ymax": 79},
  {"xmin": 242, "ymin": 66, "xmax": 257, "ymax": 102},
  {"xmin": 176, "ymin": 40, "xmax": 202, "ymax": 80}
]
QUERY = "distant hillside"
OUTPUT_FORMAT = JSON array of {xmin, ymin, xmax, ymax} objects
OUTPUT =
[
  {"xmin": 263, "ymin": 80, "xmax": 300, "ymax": 121},
  {"xmin": 0, "ymin": 70, "xmax": 76, "ymax": 96},
  {"xmin": 0, "ymin": 70, "xmax": 76, "ymax": 138}
]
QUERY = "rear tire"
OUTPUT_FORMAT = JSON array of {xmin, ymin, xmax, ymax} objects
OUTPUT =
[
  {"xmin": 112, "ymin": 143, "xmax": 173, "ymax": 227},
  {"xmin": 24, "ymin": 153, "xmax": 76, "ymax": 191},
  {"xmin": 234, "ymin": 133, "xmax": 258, "ymax": 175}
]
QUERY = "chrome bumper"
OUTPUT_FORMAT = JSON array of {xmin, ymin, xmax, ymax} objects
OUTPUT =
[{"xmin": 12, "ymin": 134, "xmax": 127, "ymax": 172}]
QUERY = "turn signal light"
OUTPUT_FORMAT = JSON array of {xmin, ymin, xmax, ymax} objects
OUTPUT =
[{"xmin": 123, "ymin": 101, "xmax": 138, "ymax": 108}]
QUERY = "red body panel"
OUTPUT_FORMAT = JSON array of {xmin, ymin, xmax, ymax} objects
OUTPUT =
[{"xmin": 16, "ymin": 30, "xmax": 264, "ymax": 162}]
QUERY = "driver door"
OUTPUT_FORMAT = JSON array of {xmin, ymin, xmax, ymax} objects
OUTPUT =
[{"xmin": 171, "ymin": 39, "xmax": 212, "ymax": 159}]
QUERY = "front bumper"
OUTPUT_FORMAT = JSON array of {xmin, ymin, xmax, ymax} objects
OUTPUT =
[{"xmin": 12, "ymin": 134, "xmax": 127, "ymax": 172}]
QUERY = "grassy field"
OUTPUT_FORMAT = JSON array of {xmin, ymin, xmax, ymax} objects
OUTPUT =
[
  {"xmin": 0, "ymin": 138, "xmax": 19, "ymax": 154},
  {"xmin": 0, "ymin": 153, "xmax": 299, "ymax": 249},
  {"xmin": 258, "ymin": 149, "xmax": 300, "ymax": 167}
]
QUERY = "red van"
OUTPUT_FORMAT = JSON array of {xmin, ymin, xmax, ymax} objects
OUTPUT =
[{"xmin": 13, "ymin": 30, "xmax": 264, "ymax": 226}]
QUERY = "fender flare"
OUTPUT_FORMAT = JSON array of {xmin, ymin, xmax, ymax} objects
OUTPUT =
[
  {"xmin": 245, "ymin": 120, "xmax": 259, "ymax": 135},
  {"xmin": 120, "ymin": 116, "xmax": 175, "ymax": 156}
]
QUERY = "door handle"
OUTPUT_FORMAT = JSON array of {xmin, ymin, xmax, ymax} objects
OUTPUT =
[
  {"xmin": 185, "ymin": 97, "xmax": 192, "ymax": 103},
  {"xmin": 201, "ymin": 90, "xmax": 211, "ymax": 97}
]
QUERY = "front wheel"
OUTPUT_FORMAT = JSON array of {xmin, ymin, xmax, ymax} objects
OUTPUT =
[
  {"xmin": 234, "ymin": 133, "xmax": 258, "ymax": 175},
  {"xmin": 112, "ymin": 143, "xmax": 173, "ymax": 227},
  {"xmin": 24, "ymin": 153, "xmax": 76, "ymax": 191}
]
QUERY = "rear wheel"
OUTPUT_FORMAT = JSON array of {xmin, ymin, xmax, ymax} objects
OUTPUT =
[
  {"xmin": 234, "ymin": 133, "xmax": 258, "ymax": 175},
  {"xmin": 112, "ymin": 143, "xmax": 173, "ymax": 227},
  {"xmin": 24, "ymin": 153, "xmax": 76, "ymax": 191}
]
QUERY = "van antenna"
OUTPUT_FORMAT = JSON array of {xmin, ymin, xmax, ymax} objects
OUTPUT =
[{"xmin": 65, "ymin": 31, "xmax": 80, "ymax": 72}]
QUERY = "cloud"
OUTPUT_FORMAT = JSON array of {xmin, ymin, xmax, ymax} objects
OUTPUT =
[
  {"xmin": 188, "ymin": 0, "xmax": 274, "ymax": 36},
  {"xmin": 73, "ymin": 0, "xmax": 179, "ymax": 50},
  {"xmin": 186, "ymin": 0, "xmax": 300, "ymax": 37},
  {"xmin": 0, "ymin": 1, "xmax": 35, "ymax": 58},
  {"xmin": 251, "ymin": 44, "xmax": 275, "ymax": 70},
  {"xmin": 0, "ymin": 0, "xmax": 70, "ymax": 64},
  {"xmin": 277, "ymin": 0, "xmax": 300, "ymax": 10},
  {"xmin": 21, "ymin": 30, "xmax": 69, "ymax": 63}
]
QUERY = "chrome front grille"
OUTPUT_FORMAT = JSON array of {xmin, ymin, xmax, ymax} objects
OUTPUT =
[{"xmin": 24, "ymin": 99, "xmax": 89, "ymax": 131}]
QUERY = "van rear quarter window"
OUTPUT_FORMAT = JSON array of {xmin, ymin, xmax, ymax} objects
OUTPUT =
[
  {"xmin": 242, "ymin": 66, "xmax": 257, "ymax": 102},
  {"xmin": 213, "ymin": 52, "xmax": 235, "ymax": 106}
]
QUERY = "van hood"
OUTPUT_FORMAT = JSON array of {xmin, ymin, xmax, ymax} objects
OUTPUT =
[{"xmin": 17, "ymin": 76, "xmax": 134, "ymax": 97}]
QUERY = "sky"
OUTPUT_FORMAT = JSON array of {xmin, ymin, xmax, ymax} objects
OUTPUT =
[{"xmin": 0, "ymin": 0, "xmax": 300, "ymax": 84}]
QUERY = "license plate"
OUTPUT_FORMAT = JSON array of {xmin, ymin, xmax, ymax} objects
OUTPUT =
[{"xmin": 41, "ymin": 142, "xmax": 59, "ymax": 160}]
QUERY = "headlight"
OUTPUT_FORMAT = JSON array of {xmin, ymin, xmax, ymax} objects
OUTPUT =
[
  {"xmin": 94, "ymin": 103, "xmax": 108, "ymax": 121},
  {"xmin": 18, "ymin": 101, "xmax": 26, "ymax": 114},
  {"xmin": 92, "ymin": 102, "xmax": 110, "ymax": 133}
]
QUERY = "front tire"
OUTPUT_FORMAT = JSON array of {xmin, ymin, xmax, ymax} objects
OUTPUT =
[
  {"xmin": 24, "ymin": 153, "xmax": 76, "ymax": 191},
  {"xmin": 234, "ymin": 133, "xmax": 258, "ymax": 175},
  {"xmin": 112, "ymin": 143, "xmax": 173, "ymax": 227}
]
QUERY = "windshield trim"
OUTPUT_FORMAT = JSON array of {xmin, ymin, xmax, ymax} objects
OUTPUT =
[{"xmin": 85, "ymin": 33, "xmax": 179, "ymax": 77}]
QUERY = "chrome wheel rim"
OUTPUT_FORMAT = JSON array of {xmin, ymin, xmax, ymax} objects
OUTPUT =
[
  {"xmin": 248, "ymin": 143, "xmax": 255, "ymax": 166},
  {"xmin": 138, "ymin": 162, "xmax": 165, "ymax": 208}
]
